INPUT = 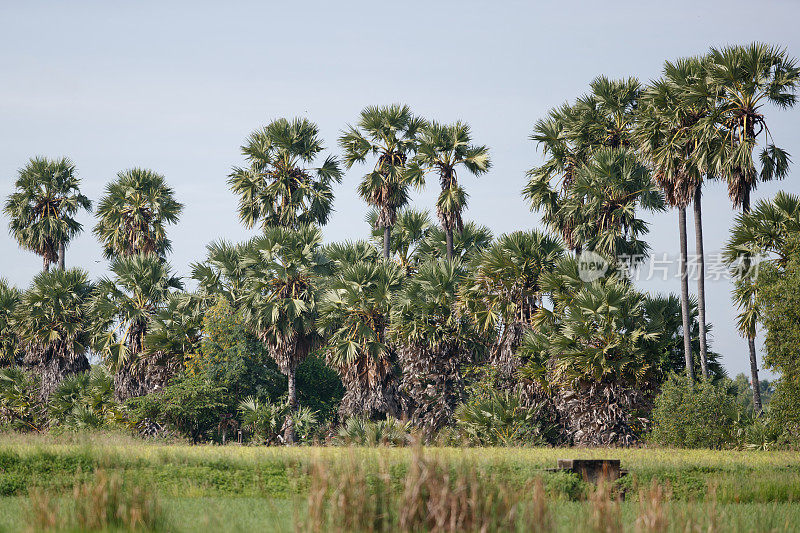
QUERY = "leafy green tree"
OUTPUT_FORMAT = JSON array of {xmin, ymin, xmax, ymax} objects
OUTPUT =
[
  {"xmin": 417, "ymin": 221, "xmax": 493, "ymax": 264},
  {"xmin": 4, "ymin": 157, "xmax": 91, "ymax": 271},
  {"xmin": 241, "ymin": 226, "xmax": 328, "ymax": 443},
  {"xmin": 0, "ymin": 280, "xmax": 21, "ymax": 366},
  {"xmin": 94, "ymin": 168, "xmax": 183, "ymax": 258},
  {"xmin": 367, "ymin": 208, "xmax": 432, "ymax": 273},
  {"xmin": 228, "ymin": 118, "xmax": 343, "ymax": 230},
  {"xmin": 143, "ymin": 292, "xmax": 204, "ymax": 372},
  {"xmin": 14, "ymin": 269, "xmax": 94, "ymax": 398},
  {"xmin": 407, "ymin": 121, "xmax": 491, "ymax": 259},
  {"xmin": 391, "ymin": 259, "xmax": 482, "ymax": 434},
  {"xmin": 319, "ymin": 259, "xmax": 404, "ymax": 418},
  {"xmin": 339, "ymin": 104, "xmax": 424, "ymax": 258},
  {"xmin": 91, "ymin": 254, "xmax": 182, "ymax": 399}
]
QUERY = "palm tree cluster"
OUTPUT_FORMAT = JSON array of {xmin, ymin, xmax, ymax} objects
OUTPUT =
[{"xmin": 1, "ymin": 42, "xmax": 796, "ymax": 445}]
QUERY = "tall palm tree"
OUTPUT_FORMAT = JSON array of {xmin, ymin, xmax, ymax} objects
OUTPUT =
[
  {"xmin": 706, "ymin": 42, "xmax": 800, "ymax": 401},
  {"xmin": 524, "ymin": 77, "xmax": 641, "ymax": 253},
  {"xmin": 417, "ymin": 221, "xmax": 493, "ymax": 263},
  {"xmin": 94, "ymin": 168, "xmax": 183, "ymax": 258},
  {"xmin": 4, "ymin": 157, "xmax": 91, "ymax": 271},
  {"xmin": 391, "ymin": 259, "xmax": 480, "ymax": 434},
  {"xmin": 240, "ymin": 226, "xmax": 328, "ymax": 443},
  {"xmin": 191, "ymin": 239, "xmax": 255, "ymax": 309},
  {"xmin": 14, "ymin": 269, "xmax": 94, "ymax": 398},
  {"xmin": 228, "ymin": 118, "xmax": 343, "ymax": 231},
  {"xmin": 319, "ymin": 259, "xmax": 404, "ymax": 418},
  {"xmin": 636, "ymin": 58, "xmax": 715, "ymax": 380},
  {"xmin": 723, "ymin": 192, "xmax": 800, "ymax": 411},
  {"xmin": 0, "ymin": 280, "xmax": 22, "ymax": 366},
  {"xmin": 460, "ymin": 230, "xmax": 564, "ymax": 392},
  {"xmin": 91, "ymin": 254, "xmax": 182, "ymax": 399},
  {"xmin": 407, "ymin": 121, "xmax": 491, "ymax": 259},
  {"xmin": 339, "ymin": 104, "xmax": 425, "ymax": 258}
]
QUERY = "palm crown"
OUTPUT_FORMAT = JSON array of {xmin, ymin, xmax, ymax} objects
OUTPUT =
[
  {"xmin": 229, "ymin": 118, "xmax": 343, "ymax": 230},
  {"xmin": 94, "ymin": 168, "xmax": 183, "ymax": 258},
  {"xmin": 4, "ymin": 157, "xmax": 91, "ymax": 271}
]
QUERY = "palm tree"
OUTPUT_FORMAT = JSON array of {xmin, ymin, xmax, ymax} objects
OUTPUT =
[
  {"xmin": 4, "ymin": 157, "xmax": 91, "ymax": 271},
  {"xmin": 339, "ymin": 104, "xmax": 425, "ymax": 258},
  {"xmin": 723, "ymin": 191, "xmax": 800, "ymax": 411},
  {"xmin": 240, "ymin": 225, "xmax": 328, "ymax": 443},
  {"xmin": 460, "ymin": 230, "xmax": 563, "ymax": 392},
  {"xmin": 526, "ymin": 274, "xmax": 660, "ymax": 446},
  {"xmin": 228, "ymin": 118, "xmax": 343, "ymax": 231},
  {"xmin": 319, "ymin": 259, "xmax": 404, "ymax": 418},
  {"xmin": 636, "ymin": 58, "xmax": 714, "ymax": 380},
  {"xmin": 91, "ymin": 254, "xmax": 182, "ymax": 399},
  {"xmin": 14, "ymin": 269, "xmax": 94, "ymax": 398},
  {"xmin": 143, "ymin": 292, "xmax": 205, "ymax": 376},
  {"xmin": 407, "ymin": 121, "xmax": 491, "ymax": 259},
  {"xmin": 191, "ymin": 239, "xmax": 255, "ymax": 309},
  {"xmin": 391, "ymin": 259, "xmax": 480, "ymax": 434},
  {"xmin": 94, "ymin": 168, "xmax": 183, "ymax": 258},
  {"xmin": 0, "ymin": 279, "xmax": 22, "ymax": 366},
  {"xmin": 706, "ymin": 43, "xmax": 800, "ymax": 401},
  {"xmin": 367, "ymin": 208, "xmax": 432, "ymax": 273},
  {"xmin": 417, "ymin": 221, "xmax": 493, "ymax": 263},
  {"xmin": 524, "ymin": 77, "xmax": 641, "ymax": 253}
]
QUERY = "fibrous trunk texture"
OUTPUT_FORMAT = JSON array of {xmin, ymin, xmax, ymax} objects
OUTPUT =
[
  {"xmin": 693, "ymin": 188, "xmax": 708, "ymax": 379},
  {"xmin": 678, "ymin": 207, "xmax": 694, "ymax": 381}
]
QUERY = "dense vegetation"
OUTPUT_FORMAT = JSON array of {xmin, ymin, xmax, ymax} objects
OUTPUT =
[{"xmin": 1, "ymin": 42, "xmax": 799, "ymax": 452}]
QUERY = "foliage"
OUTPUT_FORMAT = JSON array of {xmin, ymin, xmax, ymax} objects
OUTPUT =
[
  {"xmin": 455, "ymin": 389, "xmax": 556, "ymax": 446},
  {"xmin": 48, "ymin": 366, "xmax": 124, "ymax": 430},
  {"xmin": 650, "ymin": 374, "xmax": 739, "ymax": 449},
  {"xmin": 3, "ymin": 156, "xmax": 91, "ymax": 270},
  {"xmin": 334, "ymin": 416, "xmax": 411, "ymax": 446},
  {"xmin": 0, "ymin": 279, "xmax": 21, "ymax": 366},
  {"xmin": 238, "ymin": 396, "xmax": 317, "ymax": 444},
  {"xmin": 127, "ymin": 374, "xmax": 227, "ymax": 443},
  {"xmin": 228, "ymin": 117, "xmax": 343, "ymax": 230},
  {"xmin": 0, "ymin": 367, "xmax": 44, "ymax": 431},
  {"xmin": 93, "ymin": 168, "xmax": 183, "ymax": 258}
]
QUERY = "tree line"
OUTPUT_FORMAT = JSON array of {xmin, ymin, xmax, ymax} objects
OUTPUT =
[{"xmin": 1, "ymin": 42, "xmax": 798, "ymax": 445}]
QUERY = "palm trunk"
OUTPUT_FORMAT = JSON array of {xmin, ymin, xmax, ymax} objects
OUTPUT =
[
  {"xmin": 748, "ymin": 336, "xmax": 763, "ymax": 413},
  {"xmin": 741, "ymin": 195, "xmax": 762, "ymax": 412},
  {"xmin": 693, "ymin": 188, "xmax": 709, "ymax": 379},
  {"xmin": 58, "ymin": 241, "xmax": 65, "ymax": 270},
  {"xmin": 679, "ymin": 207, "xmax": 694, "ymax": 381},
  {"xmin": 43, "ymin": 255, "xmax": 50, "ymax": 273},
  {"xmin": 383, "ymin": 226, "xmax": 391, "ymax": 260},
  {"xmin": 445, "ymin": 228, "xmax": 454, "ymax": 261},
  {"xmin": 284, "ymin": 367, "xmax": 297, "ymax": 444}
]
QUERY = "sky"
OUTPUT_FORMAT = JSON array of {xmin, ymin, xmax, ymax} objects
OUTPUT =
[{"xmin": 1, "ymin": 0, "xmax": 799, "ymax": 377}]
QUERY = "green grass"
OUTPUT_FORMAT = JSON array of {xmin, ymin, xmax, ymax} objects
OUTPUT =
[{"xmin": 1, "ymin": 431, "xmax": 799, "ymax": 531}]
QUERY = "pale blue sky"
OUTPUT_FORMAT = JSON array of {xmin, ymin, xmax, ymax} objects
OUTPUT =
[{"xmin": 1, "ymin": 0, "xmax": 799, "ymax": 377}]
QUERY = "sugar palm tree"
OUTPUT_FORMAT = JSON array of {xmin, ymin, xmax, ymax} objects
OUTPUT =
[
  {"xmin": 407, "ymin": 121, "xmax": 491, "ymax": 259},
  {"xmin": 191, "ymin": 239, "xmax": 255, "ymax": 309},
  {"xmin": 723, "ymin": 191, "xmax": 800, "ymax": 411},
  {"xmin": 525, "ymin": 275, "xmax": 660, "ymax": 445},
  {"xmin": 91, "ymin": 254, "xmax": 182, "ymax": 399},
  {"xmin": 143, "ymin": 292, "xmax": 204, "ymax": 367},
  {"xmin": 240, "ymin": 225, "xmax": 328, "ymax": 443},
  {"xmin": 367, "ymin": 208, "xmax": 432, "ymax": 273},
  {"xmin": 228, "ymin": 118, "xmax": 343, "ymax": 231},
  {"xmin": 319, "ymin": 259, "xmax": 404, "ymax": 418},
  {"xmin": 391, "ymin": 259, "xmax": 480, "ymax": 434},
  {"xmin": 524, "ymin": 77, "xmax": 641, "ymax": 252},
  {"xmin": 0, "ymin": 280, "xmax": 21, "ymax": 366},
  {"xmin": 94, "ymin": 168, "xmax": 183, "ymax": 258},
  {"xmin": 460, "ymin": 230, "xmax": 564, "ymax": 387},
  {"xmin": 4, "ymin": 157, "xmax": 91, "ymax": 271},
  {"xmin": 417, "ymin": 221, "xmax": 493, "ymax": 263},
  {"xmin": 339, "ymin": 104, "xmax": 425, "ymax": 258},
  {"xmin": 706, "ymin": 43, "xmax": 800, "ymax": 400},
  {"xmin": 14, "ymin": 269, "xmax": 94, "ymax": 398}
]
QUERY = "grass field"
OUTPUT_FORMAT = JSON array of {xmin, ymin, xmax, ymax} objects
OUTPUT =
[{"xmin": 1, "ymin": 431, "xmax": 799, "ymax": 531}]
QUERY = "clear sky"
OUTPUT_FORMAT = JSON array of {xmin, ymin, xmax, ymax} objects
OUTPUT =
[{"xmin": 1, "ymin": 0, "xmax": 798, "ymax": 377}]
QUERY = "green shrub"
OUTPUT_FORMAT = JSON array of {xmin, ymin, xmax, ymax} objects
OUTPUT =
[
  {"xmin": 335, "ymin": 416, "xmax": 412, "ymax": 446},
  {"xmin": 0, "ymin": 367, "xmax": 44, "ymax": 431},
  {"xmin": 650, "ymin": 374, "xmax": 738, "ymax": 448},
  {"xmin": 48, "ymin": 366, "xmax": 124, "ymax": 430},
  {"xmin": 239, "ymin": 396, "xmax": 318, "ymax": 444},
  {"xmin": 455, "ymin": 389, "xmax": 556, "ymax": 446}
]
